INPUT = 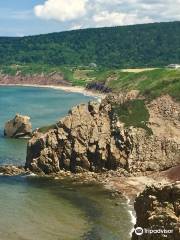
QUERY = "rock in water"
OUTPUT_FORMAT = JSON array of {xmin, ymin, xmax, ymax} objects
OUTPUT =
[
  {"xmin": 0, "ymin": 165, "xmax": 26, "ymax": 176},
  {"xmin": 4, "ymin": 114, "xmax": 32, "ymax": 138},
  {"xmin": 132, "ymin": 182, "xmax": 180, "ymax": 240}
]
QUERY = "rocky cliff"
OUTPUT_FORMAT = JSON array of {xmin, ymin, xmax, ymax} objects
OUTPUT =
[
  {"xmin": 26, "ymin": 100, "xmax": 132, "ymax": 173},
  {"xmin": 132, "ymin": 182, "xmax": 180, "ymax": 240},
  {"xmin": 0, "ymin": 72, "xmax": 71, "ymax": 86},
  {"xmin": 25, "ymin": 94, "xmax": 180, "ymax": 174}
]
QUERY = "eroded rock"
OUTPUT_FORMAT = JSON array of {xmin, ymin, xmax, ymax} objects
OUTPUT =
[
  {"xmin": 132, "ymin": 182, "xmax": 180, "ymax": 240},
  {"xmin": 26, "ymin": 101, "xmax": 131, "ymax": 174},
  {"xmin": 0, "ymin": 165, "xmax": 26, "ymax": 176},
  {"xmin": 4, "ymin": 114, "xmax": 32, "ymax": 138},
  {"xmin": 25, "ymin": 95, "xmax": 180, "ymax": 174}
]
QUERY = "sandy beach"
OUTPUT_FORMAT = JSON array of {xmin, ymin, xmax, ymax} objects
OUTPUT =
[{"xmin": 0, "ymin": 83, "xmax": 106, "ymax": 99}]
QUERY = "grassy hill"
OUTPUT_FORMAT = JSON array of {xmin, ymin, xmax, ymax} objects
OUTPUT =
[
  {"xmin": 92, "ymin": 68, "xmax": 180, "ymax": 100},
  {"xmin": 0, "ymin": 64, "xmax": 179, "ymax": 101},
  {"xmin": 1, "ymin": 64, "xmax": 179, "ymax": 134},
  {"xmin": 0, "ymin": 21, "xmax": 180, "ymax": 68}
]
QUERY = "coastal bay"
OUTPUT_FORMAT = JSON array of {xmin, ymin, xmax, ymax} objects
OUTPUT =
[
  {"xmin": 0, "ymin": 86, "xmax": 93, "ymax": 165},
  {"xmin": 0, "ymin": 86, "xmax": 133, "ymax": 240}
]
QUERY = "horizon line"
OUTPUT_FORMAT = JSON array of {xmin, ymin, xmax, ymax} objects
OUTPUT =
[{"xmin": 0, "ymin": 20, "xmax": 179, "ymax": 38}]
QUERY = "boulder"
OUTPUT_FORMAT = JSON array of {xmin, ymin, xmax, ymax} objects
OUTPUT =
[
  {"xmin": 4, "ymin": 114, "xmax": 32, "ymax": 138},
  {"xmin": 132, "ymin": 182, "xmax": 180, "ymax": 240},
  {"xmin": 0, "ymin": 165, "xmax": 26, "ymax": 176}
]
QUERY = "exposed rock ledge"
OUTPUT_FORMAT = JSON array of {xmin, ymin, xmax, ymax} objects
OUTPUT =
[
  {"xmin": 0, "ymin": 165, "xmax": 26, "ymax": 176},
  {"xmin": 25, "ymin": 94, "xmax": 180, "ymax": 175},
  {"xmin": 132, "ymin": 182, "xmax": 180, "ymax": 240},
  {"xmin": 0, "ymin": 73, "xmax": 71, "ymax": 86}
]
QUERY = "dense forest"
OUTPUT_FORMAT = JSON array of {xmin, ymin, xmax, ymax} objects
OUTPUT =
[{"xmin": 0, "ymin": 21, "xmax": 180, "ymax": 68}]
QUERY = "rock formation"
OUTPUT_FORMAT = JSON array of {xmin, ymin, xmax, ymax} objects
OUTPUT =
[
  {"xmin": 127, "ymin": 128, "xmax": 179, "ymax": 173},
  {"xmin": 4, "ymin": 114, "xmax": 32, "ymax": 138},
  {"xmin": 0, "ymin": 165, "xmax": 26, "ymax": 176},
  {"xmin": 132, "ymin": 182, "xmax": 180, "ymax": 240},
  {"xmin": 26, "ymin": 101, "xmax": 132, "ymax": 173},
  {"xmin": 25, "ymin": 94, "xmax": 180, "ymax": 174},
  {"xmin": 0, "ymin": 72, "xmax": 71, "ymax": 86}
]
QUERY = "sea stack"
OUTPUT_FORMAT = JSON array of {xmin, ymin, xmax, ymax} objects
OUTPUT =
[{"xmin": 4, "ymin": 114, "xmax": 32, "ymax": 138}]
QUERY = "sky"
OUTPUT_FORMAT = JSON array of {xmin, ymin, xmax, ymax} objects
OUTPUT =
[{"xmin": 0, "ymin": 0, "xmax": 180, "ymax": 36}]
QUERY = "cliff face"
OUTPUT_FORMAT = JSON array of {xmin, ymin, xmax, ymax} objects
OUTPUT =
[
  {"xmin": 0, "ymin": 73, "xmax": 70, "ymax": 86},
  {"xmin": 147, "ymin": 95, "xmax": 180, "ymax": 142},
  {"xmin": 26, "ymin": 101, "xmax": 132, "ymax": 173},
  {"xmin": 132, "ymin": 183, "xmax": 180, "ymax": 240},
  {"xmin": 25, "ymin": 95, "xmax": 180, "ymax": 174},
  {"xmin": 128, "ymin": 128, "xmax": 179, "ymax": 173}
]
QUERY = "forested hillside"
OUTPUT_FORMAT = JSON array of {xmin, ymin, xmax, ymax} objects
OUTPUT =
[{"xmin": 0, "ymin": 21, "xmax": 180, "ymax": 68}]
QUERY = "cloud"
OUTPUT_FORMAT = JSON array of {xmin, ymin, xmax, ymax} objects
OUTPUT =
[
  {"xmin": 34, "ymin": 0, "xmax": 87, "ymax": 21},
  {"xmin": 34, "ymin": 0, "xmax": 180, "ymax": 28},
  {"xmin": 69, "ymin": 24, "xmax": 83, "ymax": 30},
  {"xmin": 93, "ymin": 11, "xmax": 152, "ymax": 27}
]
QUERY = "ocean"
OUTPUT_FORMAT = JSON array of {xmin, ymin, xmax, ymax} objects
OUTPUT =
[{"xmin": 0, "ymin": 86, "xmax": 132, "ymax": 240}]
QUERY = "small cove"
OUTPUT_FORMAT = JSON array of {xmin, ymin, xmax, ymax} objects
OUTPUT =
[{"xmin": 0, "ymin": 86, "xmax": 133, "ymax": 240}]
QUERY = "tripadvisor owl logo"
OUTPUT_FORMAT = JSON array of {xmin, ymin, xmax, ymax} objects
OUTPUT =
[
  {"xmin": 135, "ymin": 227, "xmax": 144, "ymax": 236},
  {"xmin": 134, "ymin": 227, "xmax": 173, "ymax": 236}
]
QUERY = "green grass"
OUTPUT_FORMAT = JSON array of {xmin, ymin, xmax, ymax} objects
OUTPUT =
[
  {"xmin": 86, "ymin": 68, "xmax": 113, "ymax": 83},
  {"xmin": 0, "ymin": 63, "xmax": 75, "ymax": 83},
  {"xmin": 78, "ymin": 67, "xmax": 180, "ymax": 101},
  {"xmin": 113, "ymin": 99, "xmax": 153, "ymax": 134},
  {"xmin": 37, "ymin": 124, "xmax": 56, "ymax": 133},
  {"xmin": 0, "ymin": 64, "xmax": 179, "ymax": 101},
  {"xmin": 1, "ymin": 64, "xmax": 179, "ymax": 133},
  {"xmin": 107, "ymin": 69, "xmax": 180, "ymax": 101},
  {"xmin": 0, "ymin": 64, "xmax": 57, "ymax": 76}
]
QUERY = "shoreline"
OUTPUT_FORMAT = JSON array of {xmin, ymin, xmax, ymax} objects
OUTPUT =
[
  {"xmin": 0, "ymin": 164, "xmax": 137, "ymax": 231},
  {"xmin": 0, "ymin": 83, "xmax": 106, "ymax": 99},
  {"xmin": 0, "ymin": 164, "xmax": 176, "ymax": 234}
]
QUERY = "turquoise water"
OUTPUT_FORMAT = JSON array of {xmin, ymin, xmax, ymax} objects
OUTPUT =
[
  {"xmin": 0, "ymin": 86, "xmax": 132, "ymax": 240},
  {"xmin": 0, "ymin": 86, "xmax": 92, "ymax": 165}
]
